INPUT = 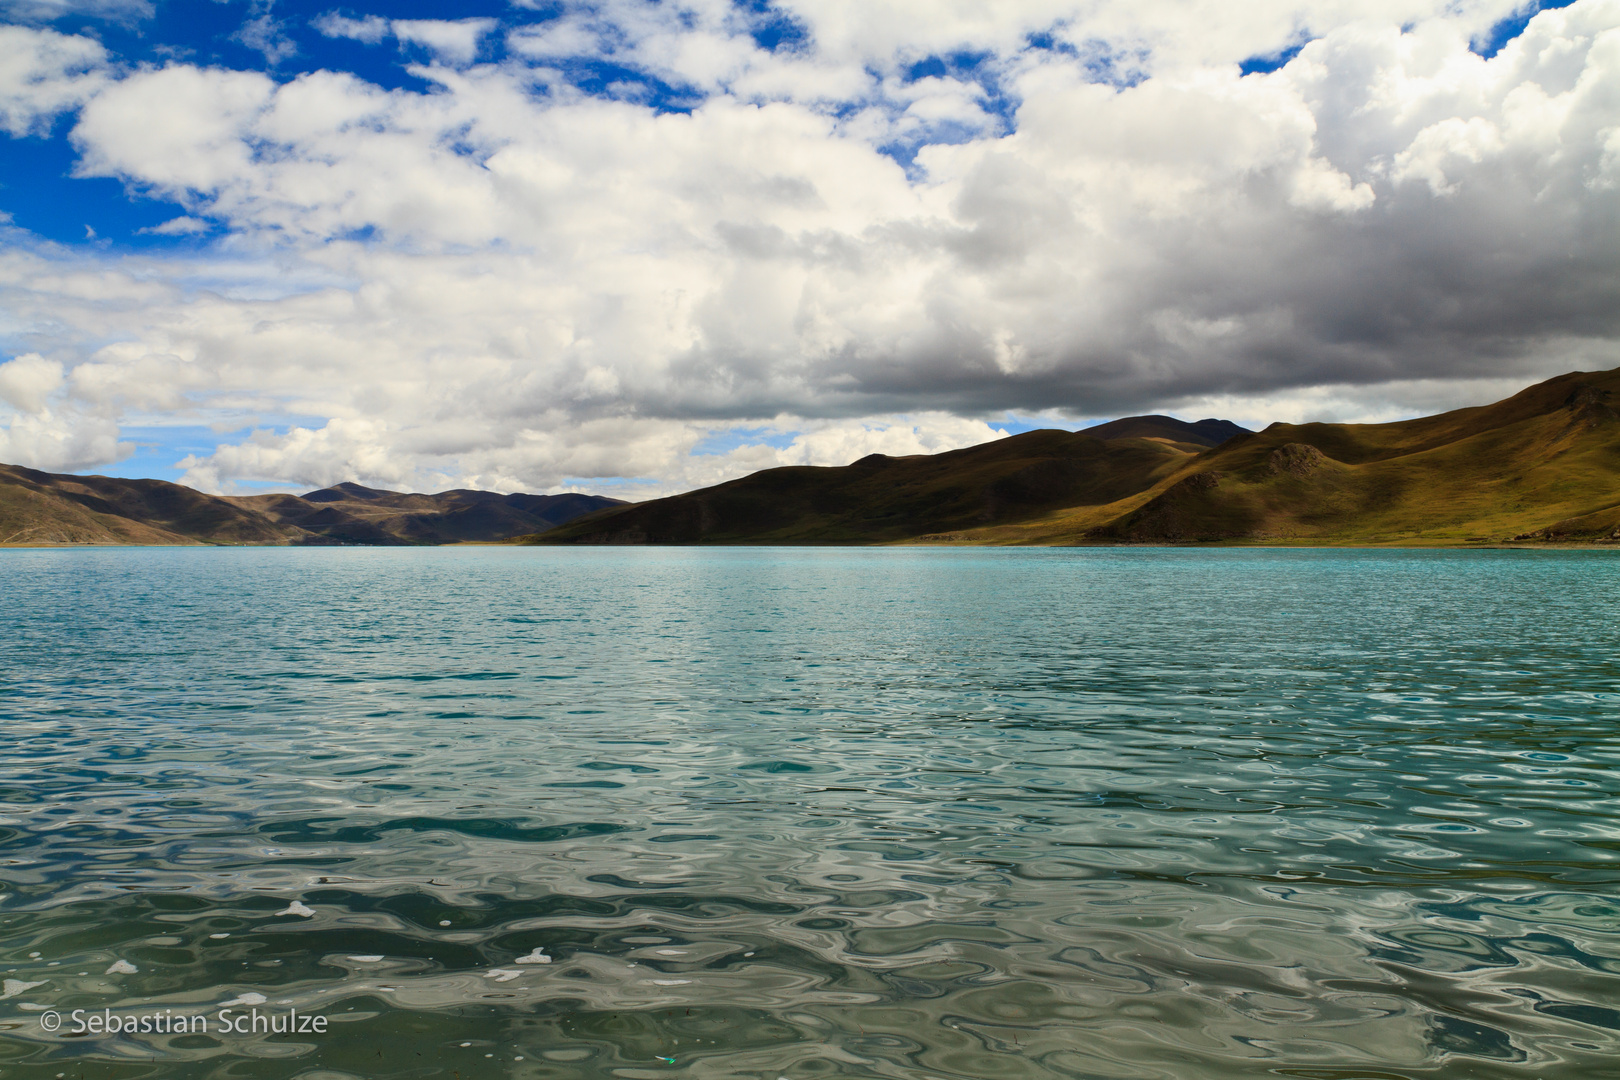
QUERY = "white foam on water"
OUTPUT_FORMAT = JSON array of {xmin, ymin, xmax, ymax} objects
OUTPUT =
[
  {"xmin": 1, "ymin": 979, "xmax": 45, "ymax": 999},
  {"xmin": 219, "ymin": 992, "xmax": 267, "ymax": 1008}
]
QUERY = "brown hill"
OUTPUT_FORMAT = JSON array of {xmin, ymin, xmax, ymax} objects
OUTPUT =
[
  {"xmin": 1082, "ymin": 368, "xmax": 1620, "ymax": 545},
  {"xmin": 0, "ymin": 466, "xmax": 624, "ymax": 546},
  {"xmin": 228, "ymin": 486, "xmax": 625, "ymax": 545},
  {"xmin": 529, "ymin": 426, "xmax": 1212, "ymax": 544},
  {"xmin": 528, "ymin": 370, "xmax": 1620, "ymax": 547},
  {"xmin": 1081, "ymin": 415, "xmax": 1250, "ymax": 449},
  {"xmin": 0, "ymin": 464, "xmax": 306, "ymax": 545}
]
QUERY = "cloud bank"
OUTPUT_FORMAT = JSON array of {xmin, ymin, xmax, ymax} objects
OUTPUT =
[{"xmin": 1, "ymin": 0, "xmax": 1618, "ymax": 494}]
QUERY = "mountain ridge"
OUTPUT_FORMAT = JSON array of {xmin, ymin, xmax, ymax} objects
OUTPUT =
[
  {"xmin": 529, "ymin": 370, "xmax": 1620, "ymax": 547},
  {"xmin": 0, "ymin": 467, "xmax": 624, "ymax": 546},
  {"xmin": 525, "ymin": 418, "xmax": 1246, "ymax": 546},
  {"xmin": 1080, "ymin": 415, "xmax": 1251, "ymax": 448},
  {"xmin": 8, "ymin": 374, "xmax": 1617, "ymax": 549}
]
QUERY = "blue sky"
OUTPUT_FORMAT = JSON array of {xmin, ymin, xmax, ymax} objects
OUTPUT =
[
  {"xmin": 6, "ymin": 0, "xmax": 1028, "ymax": 249},
  {"xmin": 1, "ymin": 0, "xmax": 1616, "ymax": 497}
]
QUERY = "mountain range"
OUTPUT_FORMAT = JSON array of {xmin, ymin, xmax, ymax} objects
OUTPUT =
[
  {"xmin": 530, "ymin": 367, "xmax": 1620, "ymax": 546},
  {"xmin": 0, "ymin": 470, "xmax": 624, "ymax": 546},
  {"xmin": 5, "ymin": 367, "xmax": 1616, "ymax": 548}
]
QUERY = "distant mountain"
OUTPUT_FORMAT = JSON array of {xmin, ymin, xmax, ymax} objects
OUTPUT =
[
  {"xmin": 0, "ymin": 468, "xmax": 624, "ymax": 546},
  {"xmin": 0, "ymin": 466, "xmax": 308, "ymax": 546},
  {"xmin": 530, "ymin": 371, "xmax": 1620, "ymax": 546},
  {"xmin": 1081, "ymin": 415, "xmax": 1250, "ymax": 448},
  {"xmin": 229, "ymin": 486, "xmax": 623, "ymax": 545},
  {"xmin": 11, "ymin": 370, "xmax": 1617, "ymax": 549}
]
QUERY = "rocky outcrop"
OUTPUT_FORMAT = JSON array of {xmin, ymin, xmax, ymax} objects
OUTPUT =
[{"xmin": 1268, "ymin": 443, "xmax": 1327, "ymax": 477}]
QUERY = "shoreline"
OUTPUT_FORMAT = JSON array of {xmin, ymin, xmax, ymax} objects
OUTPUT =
[{"xmin": 5, "ymin": 539, "xmax": 1618, "ymax": 551}]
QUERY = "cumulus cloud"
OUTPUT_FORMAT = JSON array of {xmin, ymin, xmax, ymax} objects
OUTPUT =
[
  {"xmin": 0, "ymin": 352, "xmax": 63, "ymax": 412},
  {"xmin": 0, "ymin": 352, "xmax": 129, "ymax": 471},
  {"xmin": 312, "ymin": 12, "xmax": 389, "ymax": 45},
  {"xmin": 0, "ymin": 25, "xmax": 107, "ymax": 136},
  {"xmin": 1, "ymin": 1, "xmax": 1618, "ymax": 495},
  {"xmin": 171, "ymin": 411, "xmax": 1008, "ymax": 497},
  {"xmin": 391, "ymin": 19, "xmax": 497, "ymax": 66},
  {"xmin": 0, "ymin": 408, "xmax": 128, "ymax": 472},
  {"xmin": 314, "ymin": 13, "xmax": 496, "ymax": 66}
]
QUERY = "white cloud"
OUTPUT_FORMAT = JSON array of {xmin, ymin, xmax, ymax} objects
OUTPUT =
[
  {"xmin": 0, "ymin": 414, "xmax": 128, "ymax": 472},
  {"xmin": 0, "ymin": 352, "xmax": 63, "ymax": 413},
  {"xmin": 770, "ymin": 414, "xmax": 1009, "ymax": 466},
  {"xmin": 1393, "ymin": 116, "xmax": 1506, "ymax": 194},
  {"xmin": 1, "ymin": 0, "xmax": 1618, "ymax": 496},
  {"xmin": 312, "ymin": 14, "xmax": 496, "ymax": 67},
  {"xmin": 0, "ymin": 0, "xmax": 150, "ymax": 24},
  {"xmin": 139, "ymin": 215, "xmax": 210, "ymax": 235},
  {"xmin": 1163, "ymin": 365, "xmax": 1611, "ymax": 430},
  {"xmin": 0, "ymin": 26, "xmax": 107, "ymax": 137},
  {"xmin": 506, "ymin": 18, "xmax": 612, "ymax": 62},
  {"xmin": 391, "ymin": 18, "xmax": 497, "ymax": 67},
  {"xmin": 0, "ymin": 382, "xmax": 128, "ymax": 472},
  {"xmin": 171, "ymin": 411, "xmax": 1007, "ymax": 497},
  {"xmin": 71, "ymin": 65, "xmax": 277, "ymax": 195},
  {"xmin": 312, "ymin": 12, "xmax": 390, "ymax": 45},
  {"xmin": 235, "ymin": 12, "xmax": 297, "ymax": 66}
]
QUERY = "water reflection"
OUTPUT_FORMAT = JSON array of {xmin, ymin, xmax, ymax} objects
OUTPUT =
[{"xmin": 0, "ymin": 547, "xmax": 1616, "ymax": 1078}]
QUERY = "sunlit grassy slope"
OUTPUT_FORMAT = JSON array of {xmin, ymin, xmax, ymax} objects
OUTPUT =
[
  {"xmin": 531, "ymin": 369, "xmax": 1620, "ymax": 546},
  {"xmin": 0, "ymin": 464, "xmax": 300, "ymax": 545}
]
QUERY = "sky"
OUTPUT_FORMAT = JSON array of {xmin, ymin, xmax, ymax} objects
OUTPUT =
[{"xmin": 0, "ymin": 0, "xmax": 1617, "ymax": 497}]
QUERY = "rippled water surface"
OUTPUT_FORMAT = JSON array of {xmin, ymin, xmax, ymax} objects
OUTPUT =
[{"xmin": 2, "ymin": 546, "xmax": 1618, "ymax": 1080}]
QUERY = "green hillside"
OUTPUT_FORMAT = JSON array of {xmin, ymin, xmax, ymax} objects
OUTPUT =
[{"xmin": 1085, "ymin": 368, "xmax": 1620, "ymax": 545}]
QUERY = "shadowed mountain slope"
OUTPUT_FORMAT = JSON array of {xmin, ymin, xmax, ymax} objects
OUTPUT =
[
  {"xmin": 1081, "ymin": 415, "xmax": 1250, "ymax": 448},
  {"xmin": 528, "ymin": 425, "xmax": 1219, "ymax": 544},
  {"xmin": 0, "ymin": 467, "xmax": 624, "ymax": 546},
  {"xmin": 227, "ymin": 487, "xmax": 625, "ymax": 545},
  {"xmin": 528, "ymin": 371, "xmax": 1620, "ymax": 547}
]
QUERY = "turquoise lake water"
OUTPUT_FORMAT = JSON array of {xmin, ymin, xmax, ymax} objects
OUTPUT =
[{"xmin": 1, "ymin": 546, "xmax": 1618, "ymax": 1079}]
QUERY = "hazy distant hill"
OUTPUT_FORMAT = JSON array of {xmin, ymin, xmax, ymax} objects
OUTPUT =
[
  {"xmin": 0, "ymin": 468, "xmax": 624, "ymax": 546},
  {"xmin": 530, "ymin": 415, "xmax": 1252, "ymax": 545},
  {"xmin": 530, "ymin": 371, "xmax": 1620, "ymax": 546},
  {"xmin": 228, "ymin": 484, "xmax": 623, "ymax": 545}
]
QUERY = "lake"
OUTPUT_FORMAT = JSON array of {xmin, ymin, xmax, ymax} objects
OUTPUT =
[{"xmin": 1, "ymin": 546, "xmax": 1617, "ymax": 1079}]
